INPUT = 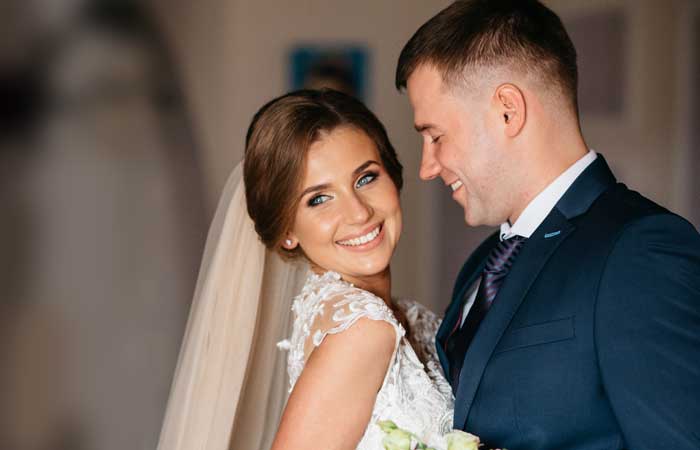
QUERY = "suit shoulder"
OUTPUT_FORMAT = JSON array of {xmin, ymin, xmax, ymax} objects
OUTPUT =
[
  {"xmin": 579, "ymin": 184, "xmax": 700, "ymax": 275},
  {"xmin": 597, "ymin": 183, "xmax": 668, "ymax": 218},
  {"xmin": 583, "ymin": 183, "xmax": 692, "ymax": 235}
]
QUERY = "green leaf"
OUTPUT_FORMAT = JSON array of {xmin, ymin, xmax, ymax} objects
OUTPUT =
[{"xmin": 377, "ymin": 420, "xmax": 399, "ymax": 433}]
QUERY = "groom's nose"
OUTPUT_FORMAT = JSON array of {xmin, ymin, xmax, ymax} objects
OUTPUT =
[{"xmin": 419, "ymin": 146, "xmax": 441, "ymax": 181}]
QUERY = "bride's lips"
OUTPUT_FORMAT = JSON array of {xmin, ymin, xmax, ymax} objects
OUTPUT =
[{"xmin": 335, "ymin": 223, "xmax": 385, "ymax": 252}]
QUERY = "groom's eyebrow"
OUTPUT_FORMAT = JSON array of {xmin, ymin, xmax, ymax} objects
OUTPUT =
[{"xmin": 414, "ymin": 123, "xmax": 436, "ymax": 133}]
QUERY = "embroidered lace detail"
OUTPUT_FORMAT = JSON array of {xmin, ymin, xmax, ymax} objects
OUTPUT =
[
  {"xmin": 278, "ymin": 271, "xmax": 454, "ymax": 449},
  {"xmin": 396, "ymin": 298, "xmax": 454, "ymax": 402}
]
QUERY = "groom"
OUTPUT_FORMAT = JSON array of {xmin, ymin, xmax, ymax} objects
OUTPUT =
[{"xmin": 396, "ymin": 1, "xmax": 700, "ymax": 449}]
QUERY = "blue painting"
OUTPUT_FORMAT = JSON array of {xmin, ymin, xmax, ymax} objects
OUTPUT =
[{"xmin": 289, "ymin": 45, "xmax": 369, "ymax": 101}]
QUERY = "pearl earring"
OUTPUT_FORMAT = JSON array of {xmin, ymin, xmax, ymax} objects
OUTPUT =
[{"xmin": 285, "ymin": 239, "xmax": 293, "ymax": 247}]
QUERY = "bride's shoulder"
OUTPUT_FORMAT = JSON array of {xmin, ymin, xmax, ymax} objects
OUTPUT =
[
  {"xmin": 393, "ymin": 298, "xmax": 442, "ymax": 355},
  {"xmin": 394, "ymin": 298, "xmax": 441, "ymax": 327},
  {"xmin": 298, "ymin": 271, "xmax": 390, "ymax": 311},
  {"xmin": 299, "ymin": 270, "xmax": 373, "ymax": 302},
  {"xmin": 295, "ymin": 271, "xmax": 404, "ymax": 347}
]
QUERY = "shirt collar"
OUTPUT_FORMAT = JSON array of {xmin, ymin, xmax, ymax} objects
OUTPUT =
[{"xmin": 500, "ymin": 150, "xmax": 597, "ymax": 241}]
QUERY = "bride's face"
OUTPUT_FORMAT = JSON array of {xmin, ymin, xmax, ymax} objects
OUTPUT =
[{"xmin": 285, "ymin": 126, "xmax": 402, "ymax": 282}]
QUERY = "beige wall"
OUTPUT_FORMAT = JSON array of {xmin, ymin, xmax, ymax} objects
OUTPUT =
[
  {"xmin": 152, "ymin": 0, "xmax": 697, "ymax": 312},
  {"xmin": 550, "ymin": 0, "xmax": 695, "ymax": 219},
  {"xmin": 150, "ymin": 0, "xmax": 454, "ymax": 307},
  {"xmin": 674, "ymin": 0, "xmax": 700, "ymax": 227},
  {"xmin": 4, "ymin": 2, "xmax": 696, "ymax": 450}
]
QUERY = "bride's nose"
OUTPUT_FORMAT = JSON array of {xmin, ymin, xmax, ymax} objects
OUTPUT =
[{"xmin": 344, "ymin": 192, "xmax": 373, "ymax": 224}]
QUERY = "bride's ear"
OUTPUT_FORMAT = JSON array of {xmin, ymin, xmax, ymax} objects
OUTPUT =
[{"xmin": 282, "ymin": 234, "xmax": 299, "ymax": 250}]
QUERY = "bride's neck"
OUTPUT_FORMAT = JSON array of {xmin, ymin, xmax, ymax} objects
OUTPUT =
[{"xmin": 353, "ymin": 268, "xmax": 392, "ymax": 304}]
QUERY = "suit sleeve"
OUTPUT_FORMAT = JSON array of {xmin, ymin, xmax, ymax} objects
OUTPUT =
[{"xmin": 595, "ymin": 214, "xmax": 700, "ymax": 449}]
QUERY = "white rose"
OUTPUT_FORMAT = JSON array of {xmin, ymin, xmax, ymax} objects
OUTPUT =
[{"xmin": 445, "ymin": 430, "xmax": 480, "ymax": 450}]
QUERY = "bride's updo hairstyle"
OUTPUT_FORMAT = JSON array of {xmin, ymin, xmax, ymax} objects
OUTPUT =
[{"xmin": 244, "ymin": 88, "xmax": 403, "ymax": 259}]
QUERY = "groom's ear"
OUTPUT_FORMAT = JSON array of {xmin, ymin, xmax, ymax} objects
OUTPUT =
[{"xmin": 495, "ymin": 83, "xmax": 526, "ymax": 138}]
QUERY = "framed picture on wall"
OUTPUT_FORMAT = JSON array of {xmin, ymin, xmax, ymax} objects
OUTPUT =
[{"xmin": 289, "ymin": 45, "xmax": 369, "ymax": 101}]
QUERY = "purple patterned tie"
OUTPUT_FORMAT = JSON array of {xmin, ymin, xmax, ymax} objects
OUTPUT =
[
  {"xmin": 445, "ymin": 235, "xmax": 527, "ymax": 391},
  {"xmin": 479, "ymin": 235, "xmax": 527, "ymax": 306}
]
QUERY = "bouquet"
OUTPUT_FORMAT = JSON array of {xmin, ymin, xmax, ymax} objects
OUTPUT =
[{"xmin": 377, "ymin": 420, "xmax": 504, "ymax": 450}]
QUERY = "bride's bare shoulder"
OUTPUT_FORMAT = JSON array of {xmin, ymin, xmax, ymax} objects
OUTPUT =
[{"xmin": 272, "ymin": 302, "xmax": 396, "ymax": 450}]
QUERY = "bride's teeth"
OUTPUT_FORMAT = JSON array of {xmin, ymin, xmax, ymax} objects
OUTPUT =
[
  {"xmin": 339, "ymin": 225, "xmax": 381, "ymax": 247},
  {"xmin": 451, "ymin": 180, "xmax": 463, "ymax": 191}
]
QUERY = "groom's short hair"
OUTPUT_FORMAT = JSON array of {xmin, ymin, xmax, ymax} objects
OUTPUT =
[{"xmin": 396, "ymin": 0, "xmax": 579, "ymax": 114}]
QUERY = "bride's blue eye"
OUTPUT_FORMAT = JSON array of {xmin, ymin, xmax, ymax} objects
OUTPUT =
[
  {"xmin": 356, "ymin": 172, "xmax": 378, "ymax": 188},
  {"xmin": 308, "ymin": 194, "xmax": 330, "ymax": 207}
]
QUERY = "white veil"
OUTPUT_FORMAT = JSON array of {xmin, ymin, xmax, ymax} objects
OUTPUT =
[{"xmin": 157, "ymin": 162, "xmax": 309, "ymax": 450}]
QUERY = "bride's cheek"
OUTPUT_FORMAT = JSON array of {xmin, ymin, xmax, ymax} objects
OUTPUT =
[{"xmin": 315, "ymin": 214, "xmax": 339, "ymax": 241}]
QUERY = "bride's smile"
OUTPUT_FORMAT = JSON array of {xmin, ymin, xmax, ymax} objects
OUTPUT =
[{"xmin": 336, "ymin": 222, "xmax": 383, "ymax": 248}]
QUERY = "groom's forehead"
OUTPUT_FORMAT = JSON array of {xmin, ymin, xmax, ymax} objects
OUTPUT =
[{"xmin": 407, "ymin": 65, "xmax": 443, "ymax": 97}]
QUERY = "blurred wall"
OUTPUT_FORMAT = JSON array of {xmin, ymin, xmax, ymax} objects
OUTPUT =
[
  {"xmin": 554, "ymin": 0, "xmax": 694, "ymax": 219},
  {"xmin": 149, "ymin": 0, "xmax": 454, "ymax": 308},
  {"xmin": 3, "ymin": 1, "xmax": 697, "ymax": 449},
  {"xmin": 1, "ymin": 3, "xmax": 207, "ymax": 450},
  {"xmin": 150, "ymin": 0, "xmax": 699, "ymax": 311}
]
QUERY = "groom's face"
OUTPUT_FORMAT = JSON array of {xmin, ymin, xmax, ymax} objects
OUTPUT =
[{"xmin": 406, "ymin": 64, "xmax": 509, "ymax": 227}]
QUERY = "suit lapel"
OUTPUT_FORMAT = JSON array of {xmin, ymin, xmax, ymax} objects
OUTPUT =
[
  {"xmin": 454, "ymin": 209, "xmax": 575, "ymax": 430},
  {"xmin": 436, "ymin": 261, "xmax": 486, "ymax": 382},
  {"xmin": 448, "ymin": 154, "xmax": 616, "ymax": 429},
  {"xmin": 451, "ymin": 153, "xmax": 618, "ymax": 430}
]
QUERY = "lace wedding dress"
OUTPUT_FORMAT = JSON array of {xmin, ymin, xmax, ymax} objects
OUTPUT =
[{"xmin": 277, "ymin": 271, "xmax": 455, "ymax": 449}]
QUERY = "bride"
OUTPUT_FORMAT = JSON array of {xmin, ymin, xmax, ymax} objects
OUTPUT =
[{"xmin": 158, "ymin": 89, "xmax": 454, "ymax": 450}]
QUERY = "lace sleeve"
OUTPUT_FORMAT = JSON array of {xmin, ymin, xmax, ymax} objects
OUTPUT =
[
  {"xmin": 279, "ymin": 271, "xmax": 407, "ymax": 391},
  {"xmin": 303, "ymin": 287, "xmax": 404, "ymax": 363},
  {"xmin": 395, "ymin": 299, "xmax": 443, "ymax": 369},
  {"xmin": 394, "ymin": 298, "xmax": 453, "ymax": 398}
]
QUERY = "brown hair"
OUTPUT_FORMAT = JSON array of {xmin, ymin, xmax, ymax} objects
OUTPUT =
[
  {"xmin": 243, "ymin": 89, "xmax": 403, "ymax": 259},
  {"xmin": 395, "ymin": 0, "xmax": 578, "ymax": 113}
]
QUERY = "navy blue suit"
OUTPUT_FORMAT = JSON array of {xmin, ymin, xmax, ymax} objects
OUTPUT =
[{"xmin": 436, "ymin": 156, "xmax": 700, "ymax": 450}]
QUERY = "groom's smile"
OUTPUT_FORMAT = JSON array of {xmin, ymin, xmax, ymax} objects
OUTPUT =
[{"xmin": 406, "ymin": 64, "xmax": 517, "ymax": 227}]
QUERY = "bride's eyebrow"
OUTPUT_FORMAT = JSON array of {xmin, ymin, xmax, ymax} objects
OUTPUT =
[
  {"xmin": 299, "ymin": 183, "xmax": 331, "ymax": 200},
  {"xmin": 298, "ymin": 160, "xmax": 381, "ymax": 200},
  {"xmin": 353, "ymin": 160, "xmax": 380, "ymax": 176}
]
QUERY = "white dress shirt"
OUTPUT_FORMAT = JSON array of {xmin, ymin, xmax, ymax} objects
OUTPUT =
[{"xmin": 458, "ymin": 150, "xmax": 598, "ymax": 326}]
